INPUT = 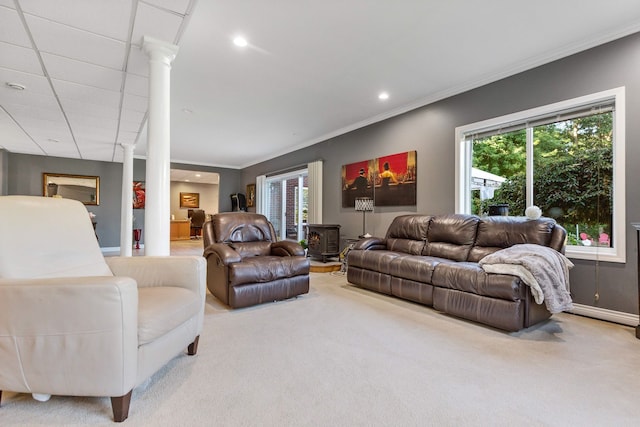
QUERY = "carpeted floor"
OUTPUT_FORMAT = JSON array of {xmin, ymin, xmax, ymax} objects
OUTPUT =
[{"xmin": 2, "ymin": 272, "xmax": 640, "ymax": 426}]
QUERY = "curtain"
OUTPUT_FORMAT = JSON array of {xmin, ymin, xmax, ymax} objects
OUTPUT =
[
  {"xmin": 307, "ymin": 160, "xmax": 323, "ymax": 224},
  {"xmin": 255, "ymin": 174, "xmax": 266, "ymax": 215}
]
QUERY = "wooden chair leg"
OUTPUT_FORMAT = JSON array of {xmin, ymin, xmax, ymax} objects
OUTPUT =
[
  {"xmin": 111, "ymin": 390, "xmax": 132, "ymax": 422},
  {"xmin": 187, "ymin": 335, "xmax": 200, "ymax": 355}
]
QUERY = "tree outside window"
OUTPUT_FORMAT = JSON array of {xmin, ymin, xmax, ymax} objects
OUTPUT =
[{"xmin": 471, "ymin": 112, "xmax": 613, "ymax": 248}]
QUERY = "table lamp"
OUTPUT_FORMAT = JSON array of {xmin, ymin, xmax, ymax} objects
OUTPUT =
[{"xmin": 354, "ymin": 197, "xmax": 374, "ymax": 238}]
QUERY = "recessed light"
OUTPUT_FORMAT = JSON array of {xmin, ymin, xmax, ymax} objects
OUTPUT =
[
  {"xmin": 378, "ymin": 92, "xmax": 389, "ymax": 100},
  {"xmin": 47, "ymin": 138, "xmax": 59, "ymax": 143},
  {"xmin": 233, "ymin": 36, "xmax": 248, "ymax": 47},
  {"xmin": 6, "ymin": 82, "xmax": 26, "ymax": 90},
  {"xmin": 182, "ymin": 108, "xmax": 193, "ymax": 114},
  {"xmin": 195, "ymin": 174, "xmax": 201, "ymax": 178}
]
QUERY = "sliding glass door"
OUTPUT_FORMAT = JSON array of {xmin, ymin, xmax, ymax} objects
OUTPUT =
[{"xmin": 263, "ymin": 169, "xmax": 308, "ymax": 241}]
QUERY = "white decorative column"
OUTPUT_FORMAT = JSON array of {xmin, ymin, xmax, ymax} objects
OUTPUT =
[
  {"xmin": 142, "ymin": 36, "xmax": 178, "ymax": 256},
  {"xmin": 119, "ymin": 143, "xmax": 135, "ymax": 256}
]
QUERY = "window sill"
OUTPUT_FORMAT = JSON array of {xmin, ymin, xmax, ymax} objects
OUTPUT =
[{"xmin": 565, "ymin": 246, "xmax": 625, "ymax": 263}]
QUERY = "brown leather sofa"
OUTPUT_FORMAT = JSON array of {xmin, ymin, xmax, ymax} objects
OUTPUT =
[
  {"xmin": 347, "ymin": 214, "xmax": 567, "ymax": 332},
  {"xmin": 203, "ymin": 212, "xmax": 310, "ymax": 308}
]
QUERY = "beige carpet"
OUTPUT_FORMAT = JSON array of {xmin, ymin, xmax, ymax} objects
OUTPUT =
[{"xmin": 2, "ymin": 272, "xmax": 640, "ymax": 426}]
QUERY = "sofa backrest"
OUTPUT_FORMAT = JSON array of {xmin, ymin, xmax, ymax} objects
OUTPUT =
[
  {"xmin": 467, "ymin": 216, "xmax": 565, "ymax": 262},
  {"xmin": 384, "ymin": 215, "xmax": 431, "ymax": 255},
  {"xmin": 423, "ymin": 214, "xmax": 479, "ymax": 261}
]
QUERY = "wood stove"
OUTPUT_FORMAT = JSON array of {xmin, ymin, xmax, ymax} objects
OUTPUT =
[{"xmin": 305, "ymin": 224, "xmax": 340, "ymax": 262}]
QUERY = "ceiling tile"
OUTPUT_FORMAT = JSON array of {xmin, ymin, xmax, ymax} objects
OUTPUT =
[
  {"xmin": 120, "ymin": 108, "xmax": 145, "ymax": 123},
  {"xmin": 119, "ymin": 120, "xmax": 142, "ymax": 133},
  {"xmin": 58, "ymin": 98, "xmax": 120, "ymax": 120},
  {"xmin": 0, "ymin": 87, "xmax": 58, "ymax": 113},
  {"xmin": 25, "ymin": 14, "xmax": 126, "ymax": 70},
  {"xmin": 43, "ymin": 145, "xmax": 82, "ymax": 159},
  {"xmin": 131, "ymin": 1, "xmax": 183, "ymax": 46},
  {"xmin": 72, "ymin": 124, "xmax": 117, "ymax": 141},
  {"xmin": 117, "ymin": 129, "xmax": 138, "ymax": 143},
  {"xmin": 28, "ymin": 127, "xmax": 74, "ymax": 144},
  {"xmin": 39, "ymin": 138, "xmax": 77, "ymax": 153},
  {"xmin": 19, "ymin": 0, "xmax": 131, "ymax": 41},
  {"xmin": 123, "ymin": 72, "xmax": 147, "ymax": 97},
  {"xmin": 52, "ymin": 78, "xmax": 120, "ymax": 107},
  {"xmin": 143, "ymin": 0, "xmax": 191, "ymax": 15},
  {"xmin": 0, "ymin": 68, "xmax": 52, "ymax": 97},
  {"xmin": 4, "ymin": 101, "xmax": 66, "ymax": 122},
  {"xmin": 77, "ymin": 140, "xmax": 118, "ymax": 162},
  {"xmin": 0, "ymin": 107, "xmax": 43, "ymax": 152},
  {"xmin": 9, "ymin": 115, "xmax": 69, "ymax": 133},
  {"xmin": 0, "ymin": 1, "xmax": 15, "ymax": 8},
  {"xmin": 0, "ymin": 7, "xmax": 32, "ymax": 47},
  {"xmin": 67, "ymin": 111, "xmax": 118, "ymax": 132},
  {"xmin": 126, "ymin": 44, "xmax": 148, "ymax": 76},
  {"xmin": 122, "ymin": 92, "xmax": 148, "ymax": 112},
  {"xmin": 41, "ymin": 53, "xmax": 124, "ymax": 92},
  {"xmin": 0, "ymin": 42, "xmax": 43, "ymax": 75}
]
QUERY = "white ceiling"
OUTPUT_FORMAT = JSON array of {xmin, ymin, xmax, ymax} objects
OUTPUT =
[{"xmin": 1, "ymin": 1, "xmax": 639, "ymax": 169}]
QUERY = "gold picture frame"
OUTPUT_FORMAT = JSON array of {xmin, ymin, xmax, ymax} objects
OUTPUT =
[
  {"xmin": 43, "ymin": 173, "xmax": 100, "ymax": 205},
  {"xmin": 246, "ymin": 184, "xmax": 256, "ymax": 207},
  {"xmin": 180, "ymin": 192, "xmax": 200, "ymax": 208}
]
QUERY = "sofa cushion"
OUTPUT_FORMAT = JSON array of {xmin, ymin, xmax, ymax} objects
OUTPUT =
[
  {"xmin": 423, "ymin": 214, "xmax": 479, "ymax": 261},
  {"xmin": 389, "ymin": 255, "xmax": 455, "ymax": 283},
  {"xmin": 431, "ymin": 262, "xmax": 524, "ymax": 301},
  {"xmin": 348, "ymin": 250, "xmax": 408, "ymax": 275},
  {"xmin": 228, "ymin": 256, "xmax": 309, "ymax": 286},
  {"xmin": 467, "ymin": 217, "xmax": 557, "ymax": 262},
  {"xmin": 384, "ymin": 215, "xmax": 431, "ymax": 255},
  {"xmin": 138, "ymin": 286, "xmax": 201, "ymax": 345}
]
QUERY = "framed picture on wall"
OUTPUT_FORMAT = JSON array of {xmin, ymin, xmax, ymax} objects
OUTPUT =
[
  {"xmin": 246, "ymin": 184, "xmax": 256, "ymax": 207},
  {"xmin": 133, "ymin": 181, "xmax": 145, "ymax": 209},
  {"xmin": 43, "ymin": 173, "xmax": 100, "ymax": 205},
  {"xmin": 180, "ymin": 192, "xmax": 199, "ymax": 208}
]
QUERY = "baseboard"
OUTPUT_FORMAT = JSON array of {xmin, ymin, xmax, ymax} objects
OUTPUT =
[
  {"xmin": 569, "ymin": 303, "xmax": 638, "ymax": 327},
  {"xmin": 101, "ymin": 246, "xmax": 120, "ymax": 254},
  {"xmin": 100, "ymin": 245, "xmax": 144, "ymax": 255}
]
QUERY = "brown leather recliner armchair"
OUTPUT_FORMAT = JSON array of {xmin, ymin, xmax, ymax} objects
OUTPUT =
[{"xmin": 203, "ymin": 212, "xmax": 310, "ymax": 308}]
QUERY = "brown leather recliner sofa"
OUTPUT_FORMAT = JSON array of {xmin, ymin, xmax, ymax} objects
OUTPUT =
[
  {"xmin": 347, "ymin": 214, "xmax": 567, "ymax": 332},
  {"xmin": 203, "ymin": 212, "xmax": 310, "ymax": 308}
]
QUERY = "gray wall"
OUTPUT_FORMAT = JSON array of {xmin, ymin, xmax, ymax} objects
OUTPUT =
[
  {"xmin": 0, "ymin": 149, "xmax": 8, "ymax": 195},
  {"xmin": 6, "ymin": 155, "xmax": 243, "ymax": 247},
  {"xmin": 242, "ymin": 33, "xmax": 640, "ymax": 315}
]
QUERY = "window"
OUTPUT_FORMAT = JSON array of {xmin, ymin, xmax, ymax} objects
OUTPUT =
[{"xmin": 456, "ymin": 87, "xmax": 625, "ymax": 262}]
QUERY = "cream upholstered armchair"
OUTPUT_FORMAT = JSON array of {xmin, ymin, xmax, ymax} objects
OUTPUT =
[{"xmin": 0, "ymin": 196, "xmax": 206, "ymax": 422}]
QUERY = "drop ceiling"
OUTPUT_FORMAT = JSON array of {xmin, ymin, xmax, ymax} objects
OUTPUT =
[{"xmin": 1, "ymin": 0, "xmax": 639, "ymax": 169}]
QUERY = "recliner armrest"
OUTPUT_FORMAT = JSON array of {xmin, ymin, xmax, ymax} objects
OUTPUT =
[
  {"xmin": 271, "ymin": 240, "xmax": 305, "ymax": 256},
  {"xmin": 353, "ymin": 237, "xmax": 387, "ymax": 250},
  {"xmin": 203, "ymin": 243, "xmax": 242, "ymax": 265}
]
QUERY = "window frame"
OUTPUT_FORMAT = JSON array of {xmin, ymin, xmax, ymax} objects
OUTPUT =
[{"xmin": 455, "ymin": 87, "xmax": 626, "ymax": 262}]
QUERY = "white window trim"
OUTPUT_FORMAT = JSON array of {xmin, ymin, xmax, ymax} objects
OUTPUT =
[{"xmin": 455, "ymin": 87, "xmax": 626, "ymax": 263}]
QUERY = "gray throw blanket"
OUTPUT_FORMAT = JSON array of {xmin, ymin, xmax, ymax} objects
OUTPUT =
[{"xmin": 478, "ymin": 244, "xmax": 574, "ymax": 314}]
